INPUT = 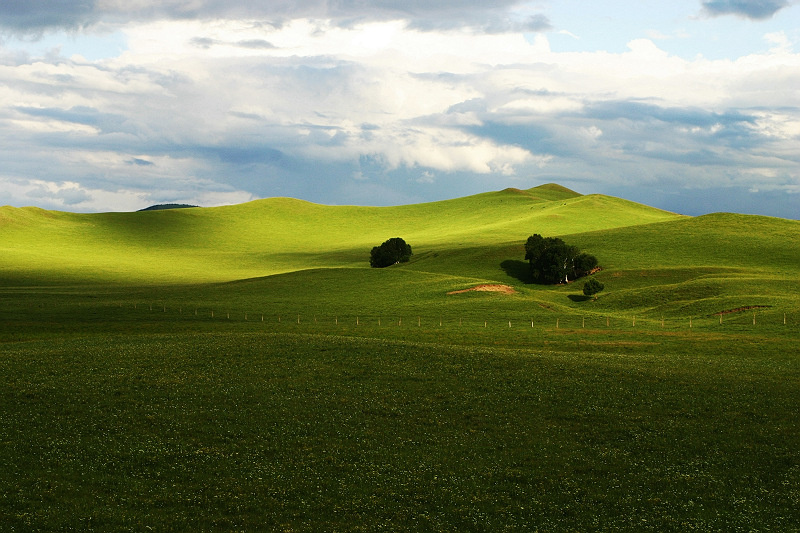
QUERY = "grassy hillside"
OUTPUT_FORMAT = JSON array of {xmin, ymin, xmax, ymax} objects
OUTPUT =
[
  {"xmin": 2, "ymin": 184, "xmax": 799, "ymax": 531},
  {"xmin": 1, "ymin": 183, "xmax": 797, "ymax": 322},
  {"xmin": 0, "ymin": 184, "xmax": 679, "ymax": 285}
]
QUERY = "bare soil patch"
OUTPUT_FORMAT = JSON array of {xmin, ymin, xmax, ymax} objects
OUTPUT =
[
  {"xmin": 448, "ymin": 284, "xmax": 517, "ymax": 295},
  {"xmin": 712, "ymin": 305, "xmax": 771, "ymax": 316}
]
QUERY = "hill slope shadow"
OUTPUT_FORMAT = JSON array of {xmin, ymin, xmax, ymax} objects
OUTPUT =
[{"xmin": 500, "ymin": 260, "xmax": 531, "ymax": 284}]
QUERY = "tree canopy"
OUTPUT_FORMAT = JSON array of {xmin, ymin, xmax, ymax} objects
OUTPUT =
[
  {"xmin": 524, "ymin": 234, "xmax": 598, "ymax": 284},
  {"xmin": 370, "ymin": 237, "xmax": 412, "ymax": 268},
  {"xmin": 583, "ymin": 278, "xmax": 605, "ymax": 298}
]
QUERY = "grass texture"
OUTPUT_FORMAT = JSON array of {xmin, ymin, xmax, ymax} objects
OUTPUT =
[{"xmin": 1, "ymin": 183, "xmax": 798, "ymax": 530}]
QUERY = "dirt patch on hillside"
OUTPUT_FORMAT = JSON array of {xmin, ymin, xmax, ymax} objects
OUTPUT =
[
  {"xmin": 712, "ymin": 305, "xmax": 771, "ymax": 316},
  {"xmin": 448, "ymin": 284, "xmax": 517, "ymax": 295}
]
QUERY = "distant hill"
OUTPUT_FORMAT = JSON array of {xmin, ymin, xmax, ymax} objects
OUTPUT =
[
  {"xmin": 138, "ymin": 204, "xmax": 199, "ymax": 211},
  {"xmin": 2, "ymin": 183, "xmax": 796, "ymax": 307},
  {"xmin": 0, "ymin": 184, "xmax": 687, "ymax": 284}
]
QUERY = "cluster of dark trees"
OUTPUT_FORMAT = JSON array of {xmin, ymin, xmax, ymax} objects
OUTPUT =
[
  {"xmin": 524, "ymin": 234, "xmax": 598, "ymax": 284},
  {"xmin": 368, "ymin": 234, "xmax": 603, "ymax": 298},
  {"xmin": 370, "ymin": 237, "xmax": 412, "ymax": 268}
]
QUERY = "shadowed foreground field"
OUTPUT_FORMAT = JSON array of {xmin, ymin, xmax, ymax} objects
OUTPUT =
[{"xmin": 1, "ymin": 302, "xmax": 798, "ymax": 531}]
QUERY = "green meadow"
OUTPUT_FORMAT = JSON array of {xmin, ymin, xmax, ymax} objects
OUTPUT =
[{"xmin": 1, "ymin": 184, "xmax": 799, "ymax": 530}]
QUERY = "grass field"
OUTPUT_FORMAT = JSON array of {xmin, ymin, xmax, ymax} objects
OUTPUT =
[{"xmin": 1, "ymin": 184, "xmax": 799, "ymax": 530}]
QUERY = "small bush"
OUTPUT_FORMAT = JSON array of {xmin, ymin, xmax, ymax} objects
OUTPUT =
[{"xmin": 583, "ymin": 278, "xmax": 605, "ymax": 298}]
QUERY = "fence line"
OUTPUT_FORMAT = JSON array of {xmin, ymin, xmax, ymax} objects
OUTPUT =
[{"xmin": 118, "ymin": 302, "xmax": 795, "ymax": 332}]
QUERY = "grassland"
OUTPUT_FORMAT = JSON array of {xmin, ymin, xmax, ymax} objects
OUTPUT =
[
  {"xmin": 1, "ymin": 184, "xmax": 798, "ymax": 530},
  {"xmin": 0, "ymin": 184, "xmax": 677, "ymax": 285}
]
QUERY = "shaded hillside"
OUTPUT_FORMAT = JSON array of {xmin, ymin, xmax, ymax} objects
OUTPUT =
[{"xmin": 0, "ymin": 184, "xmax": 680, "ymax": 285}]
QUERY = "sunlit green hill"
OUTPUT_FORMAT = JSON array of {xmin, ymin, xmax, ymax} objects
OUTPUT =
[
  {"xmin": 0, "ymin": 184, "xmax": 679, "ymax": 285},
  {"xmin": 2, "ymin": 183, "xmax": 797, "ymax": 321}
]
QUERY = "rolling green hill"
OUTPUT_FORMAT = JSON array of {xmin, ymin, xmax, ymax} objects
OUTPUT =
[
  {"xmin": 1, "ymin": 183, "xmax": 797, "ymax": 322},
  {"xmin": 0, "ymin": 184, "xmax": 680, "ymax": 285},
  {"xmin": 2, "ymin": 183, "xmax": 799, "ymax": 531}
]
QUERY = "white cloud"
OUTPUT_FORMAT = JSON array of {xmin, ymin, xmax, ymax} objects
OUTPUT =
[
  {"xmin": 0, "ymin": 8, "xmax": 798, "ymax": 217},
  {"xmin": 764, "ymin": 30, "xmax": 793, "ymax": 53}
]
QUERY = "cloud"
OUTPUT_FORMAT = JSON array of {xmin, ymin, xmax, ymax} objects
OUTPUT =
[
  {"xmin": 190, "ymin": 37, "xmax": 276, "ymax": 50},
  {"xmin": 409, "ymin": 13, "xmax": 551, "ymax": 34},
  {"xmin": 14, "ymin": 105, "xmax": 130, "ymax": 134},
  {"xmin": 0, "ymin": 0, "xmax": 550, "ymax": 36},
  {"xmin": 582, "ymin": 101, "xmax": 757, "ymax": 131},
  {"xmin": 1, "ymin": 13, "xmax": 799, "ymax": 218},
  {"xmin": 702, "ymin": 0, "xmax": 791, "ymax": 19},
  {"xmin": 26, "ymin": 180, "xmax": 93, "ymax": 205},
  {"xmin": 0, "ymin": 0, "xmax": 97, "ymax": 34}
]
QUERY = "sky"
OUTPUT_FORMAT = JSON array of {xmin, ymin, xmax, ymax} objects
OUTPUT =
[{"xmin": 0, "ymin": 1, "xmax": 798, "ymax": 218}]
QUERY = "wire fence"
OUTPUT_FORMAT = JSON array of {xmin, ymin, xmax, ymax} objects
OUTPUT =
[
  {"xmin": 4, "ymin": 298, "xmax": 795, "ymax": 336},
  {"xmin": 116, "ymin": 303, "xmax": 795, "ymax": 333}
]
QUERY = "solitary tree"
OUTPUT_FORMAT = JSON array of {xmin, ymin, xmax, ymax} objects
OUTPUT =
[
  {"xmin": 370, "ymin": 237, "xmax": 412, "ymax": 268},
  {"xmin": 583, "ymin": 278, "xmax": 604, "ymax": 299},
  {"xmin": 525, "ymin": 234, "xmax": 599, "ymax": 284}
]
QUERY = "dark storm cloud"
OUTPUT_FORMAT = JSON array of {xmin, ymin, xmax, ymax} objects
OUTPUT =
[
  {"xmin": 702, "ymin": 0, "xmax": 791, "ymax": 19},
  {"xmin": 0, "ymin": 0, "xmax": 549, "ymax": 35}
]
